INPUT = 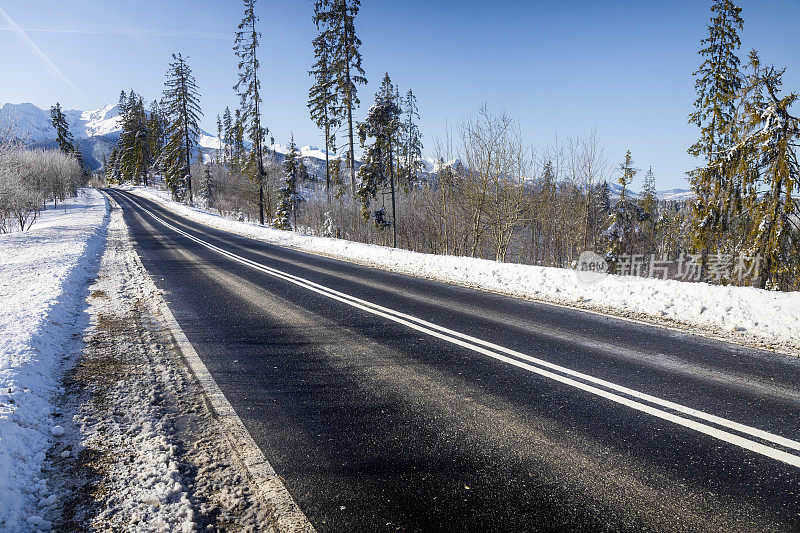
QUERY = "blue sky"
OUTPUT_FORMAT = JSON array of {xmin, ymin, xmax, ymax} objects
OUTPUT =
[{"xmin": 0, "ymin": 0, "xmax": 798, "ymax": 189}]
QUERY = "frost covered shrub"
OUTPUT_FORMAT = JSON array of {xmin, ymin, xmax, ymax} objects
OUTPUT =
[{"xmin": 0, "ymin": 147, "xmax": 82, "ymax": 232}]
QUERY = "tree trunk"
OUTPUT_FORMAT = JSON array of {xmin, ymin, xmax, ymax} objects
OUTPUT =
[
  {"xmin": 344, "ymin": 16, "xmax": 356, "ymax": 195},
  {"xmin": 324, "ymin": 119, "xmax": 331, "ymax": 202},
  {"xmin": 388, "ymin": 136, "xmax": 397, "ymax": 248},
  {"xmin": 181, "ymin": 73, "xmax": 193, "ymax": 206}
]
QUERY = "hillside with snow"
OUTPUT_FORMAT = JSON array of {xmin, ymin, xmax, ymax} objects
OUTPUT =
[{"xmin": 0, "ymin": 102, "xmax": 120, "ymax": 142}]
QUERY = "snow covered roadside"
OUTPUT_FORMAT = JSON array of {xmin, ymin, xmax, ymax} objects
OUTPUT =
[
  {"xmin": 37, "ymin": 194, "xmax": 275, "ymax": 531},
  {"xmin": 125, "ymin": 185, "xmax": 800, "ymax": 355},
  {"xmin": 0, "ymin": 190, "xmax": 109, "ymax": 530}
]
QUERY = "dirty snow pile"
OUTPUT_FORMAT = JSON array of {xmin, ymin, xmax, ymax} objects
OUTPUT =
[
  {"xmin": 127, "ymin": 185, "xmax": 800, "ymax": 353},
  {"xmin": 0, "ymin": 189, "xmax": 109, "ymax": 530}
]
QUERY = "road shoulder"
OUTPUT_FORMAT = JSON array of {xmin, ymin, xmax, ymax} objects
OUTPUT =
[{"xmin": 41, "ymin": 192, "xmax": 292, "ymax": 531}]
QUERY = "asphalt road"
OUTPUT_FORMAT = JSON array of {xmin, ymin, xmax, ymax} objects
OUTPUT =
[{"xmin": 107, "ymin": 189, "xmax": 800, "ymax": 532}]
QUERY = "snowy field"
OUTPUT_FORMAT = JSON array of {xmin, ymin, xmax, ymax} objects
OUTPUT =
[
  {"xmin": 126, "ymin": 185, "xmax": 800, "ymax": 355},
  {"xmin": 0, "ymin": 190, "xmax": 109, "ymax": 530}
]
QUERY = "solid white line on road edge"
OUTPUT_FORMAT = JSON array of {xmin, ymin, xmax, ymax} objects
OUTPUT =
[
  {"xmin": 110, "ymin": 192, "xmax": 316, "ymax": 533},
  {"xmin": 123, "ymin": 193, "xmax": 800, "ymax": 470}
]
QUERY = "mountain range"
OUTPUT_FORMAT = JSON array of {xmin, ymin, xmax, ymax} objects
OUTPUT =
[{"xmin": 0, "ymin": 102, "xmax": 694, "ymax": 201}]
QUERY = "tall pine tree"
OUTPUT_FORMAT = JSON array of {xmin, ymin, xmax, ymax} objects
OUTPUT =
[
  {"xmin": 222, "ymin": 106, "xmax": 233, "ymax": 167},
  {"xmin": 117, "ymin": 91, "xmax": 152, "ymax": 186},
  {"xmin": 274, "ymin": 134, "xmax": 306, "ymax": 230},
  {"xmin": 309, "ymin": 4, "xmax": 341, "ymax": 201},
  {"xmin": 726, "ymin": 51, "xmax": 800, "ymax": 288},
  {"xmin": 317, "ymin": 0, "xmax": 366, "ymax": 195},
  {"xmin": 163, "ymin": 53, "xmax": 202, "ymax": 203},
  {"xmin": 639, "ymin": 166, "xmax": 658, "ymax": 253},
  {"xmin": 617, "ymin": 150, "xmax": 637, "ymax": 201},
  {"xmin": 148, "ymin": 99, "xmax": 167, "ymax": 179},
  {"xmin": 50, "ymin": 102, "xmax": 86, "ymax": 175},
  {"xmin": 688, "ymin": 0, "xmax": 745, "ymax": 254},
  {"xmin": 356, "ymin": 73, "xmax": 402, "ymax": 246},
  {"xmin": 400, "ymin": 88, "xmax": 423, "ymax": 192},
  {"xmin": 234, "ymin": 0, "xmax": 271, "ymax": 224},
  {"xmin": 50, "ymin": 102, "xmax": 75, "ymax": 154}
]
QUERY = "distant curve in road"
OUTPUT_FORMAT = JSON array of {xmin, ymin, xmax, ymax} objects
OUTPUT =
[{"xmin": 108, "ymin": 189, "xmax": 800, "ymax": 532}]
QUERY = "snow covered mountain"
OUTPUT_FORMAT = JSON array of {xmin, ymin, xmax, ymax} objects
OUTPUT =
[
  {"xmin": 0, "ymin": 102, "xmax": 121, "ymax": 142},
  {"xmin": 605, "ymin": 182, "xmax": 693, "ymax": 202},
  {"xmin": 0, "ymin": 102, "xmax": 123, "ymax": 170}
]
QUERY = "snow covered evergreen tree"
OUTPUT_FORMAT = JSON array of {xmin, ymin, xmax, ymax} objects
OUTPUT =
[
  {"xmin": 200, "ymin": 162, "xmax": 214, "ymax": 208},
  {"xmin": 117, "ymin": 91, "xmax": 152, "ymax": 186},
  {"xmin": 222, "ymin": 106, "xmax": 233, "ymax": 167},
  {"xmin": 163, "ymin": 53, "xmax": 202, "ymax": 203},
  {"xmin": 105, "ymin": 146, "xmax": 121, "ymax": 184},
  {"xmin": 316, "ymin": 0, "xmax": 366, "ymax": 195},
  {"xmin": 639, "ymin": 166, "xmax": 658, "ymax": 253},
  {"xmin": 50, "ymin": 102, "xmax": 86, "ymax": 176},
  {"xmin": 617, "ymin": 150, "xmax": 636, "ymax": 201},
  {"xmin": 234, "ymin": 0, "xmax": 271, "ymax": 224},
  {"xmin": 688, "ymin": 0, "xmax": 745, "ymax": 253},
  {"xmin": 215, "ymin": 114, "xmax": 223, "ymax": 165},
  {"xmin": 726, "ymin": 51, "xmax": 800, "ymax": 289},
  {"xmin": 356, "ymin": 73, "xmax": 402, "ymax": 246},
  {"xmin": 309, "ymin": 4, "xmax": 341, "ymax": 200},
  {"xmin": 274, "ymin": 135, "xmax": 306, "ymax": 230},
  {"xmin": 605, "ymin": 150, "xmax": 649, "ymax": 265},
  {"xmin": 50, "ymin": 103, "xmax": 75, "ymax": 154},
  {"xmin": 147, "ymin": 99, "xmax": 167, "ymax": 181},
  {"xmin": 399, "ymin": 88, "xmax": 423, "ymax": 192}
]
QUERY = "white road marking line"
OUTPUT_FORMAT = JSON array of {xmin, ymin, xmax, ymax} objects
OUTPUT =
[{"xmin": 124, "ymin": 193, "xmax": 800, "ymax": 469}]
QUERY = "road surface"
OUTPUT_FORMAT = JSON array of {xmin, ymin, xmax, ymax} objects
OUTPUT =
[{"xmin": 108, "ymin": 189, "xmax": 800, "ymax": 532}]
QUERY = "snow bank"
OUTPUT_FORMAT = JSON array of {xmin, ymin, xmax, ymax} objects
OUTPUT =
[
  {"xmin": 125, "ymin": 186, "xmax": 800, "ymax": 353},
  {"xmin": 0, "ymin": 189, "xmax": 109, "ymax": 529}
]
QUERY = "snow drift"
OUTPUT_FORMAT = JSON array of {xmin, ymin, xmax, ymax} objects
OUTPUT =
[
  {"xmin": 125, "ymin": 186, "xmax": 800, "ymax": 354},
  {"xmin": 0, "ymin": 190, "xmax": 109, "ymax": 530}
]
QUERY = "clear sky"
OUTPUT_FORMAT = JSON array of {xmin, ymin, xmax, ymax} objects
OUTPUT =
[{"xmin": 0, "ymin": 0, "xmax": 798, "ymax": 189}]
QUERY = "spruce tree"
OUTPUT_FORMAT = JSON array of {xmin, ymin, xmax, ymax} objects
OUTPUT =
[
  {"xmin": 639, "ymin": 167, "xmax": 657, "ymax": 215},
  {"xmin": 232, "ymin": 109, "xmax": 246, "ymax": 173},
  {"xmin": 50, "ymin": 102, "xmax": 75, "ymax": 154},
  {"xmin": 400, "ymin": 88, "xmax": 423, "ymax": 192},
  {"xmin": 234, "ymin": 0, "xmax": 271, "ymax": 224},
  {"xmin": 201, "ymin": 162, "xmax": 214, "ymax": 207},
  {"xmin": 639, "ymin": 166, "xmax": 658, "ymax": 253},
  {"xmin": 356, "ymin": 73, "xmax": 402, "ymax": 246},
  {"xmin": 309, "ymin": 6, "xmax": 341, "ymax": 201},
  {"xmin": 274, "ymin": 135, "xmax": 306, "ymax": 230},
  {"xmin": 222, "ymin": 106, "xmax": 233, "ymax": 167},
  {"xmin": 688, "ymin": 0, "xmax": 745, "ymax": 253},
  {"xmin": 617, "ymin": 150, "xmax": 637, "ymax": 200},
  {"xmin": 727, "ymin": 51, "xmax": 800, "ymax": 289},
  {"xmin": 118, "ymin": 91, "xmax": 152, "ymax": 186},
  {"xmin": 605, "ymin": 151, "xmax": 649, "ymax": 264},
  {"xmin": 598, "ymin": 180, "xmax": 611, "ymax": 214},
  {"xmin": 216, "ymin": 114, "xmax": 224, "ymax": 165},
  {"xmin": 148, "ymin": 99, "xmax": 167, "ymax": 181},
  {"xmin": 163, "ymin": 53, "xmax": 203, "ymax": 203},
  {"xmin": 107, "ymin": 146, "xmax": 121, "ymax": 184},
  {"xmin": 50, "ymin": 102, "xmax": 87, "ymax": 177},
  {"xmin": 317, "ymin": 0, "xmax": 367, "ymax": 195}
]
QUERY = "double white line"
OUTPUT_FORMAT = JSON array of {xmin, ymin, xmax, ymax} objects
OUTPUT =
[{"xmin": 125, "ymin": 193, "xmax": 800, "ymax": 469}]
